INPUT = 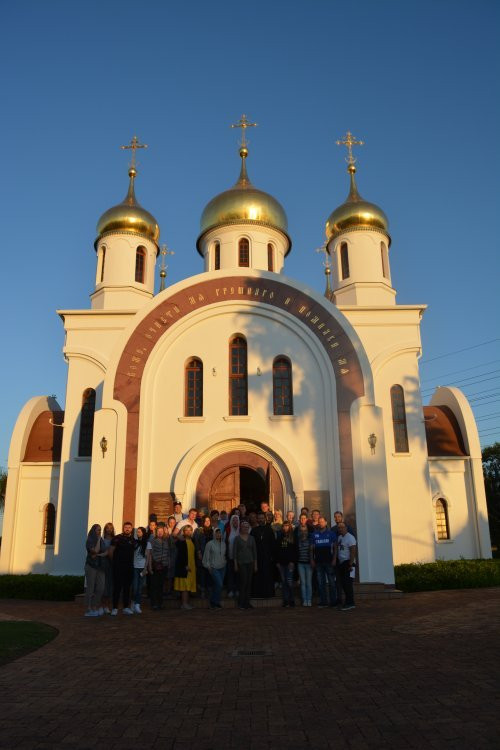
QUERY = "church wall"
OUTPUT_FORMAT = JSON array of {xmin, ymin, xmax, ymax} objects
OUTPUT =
[
  {"xmin": 12, "ymin": 464, "xmax": 60, "ymax": 573},
  {"xmin": 199, "ymin": 225, "xmax": 288, "ymax": 274},
  {"xmin": 136, "ymin": 302, "xmax": 338, "ymax": 523},
  {"xmin": 428, "ymin": 458, "xmax": 480, "ymax": 560}
]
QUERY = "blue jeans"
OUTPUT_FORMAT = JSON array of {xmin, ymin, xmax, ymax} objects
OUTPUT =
[
  {"xmin": 278, "ymin": 563, "xmax": 295, "ymax": 604},
  {"xmin": 132, "ymin": 567, "xmax": 145, "ymax": 605},
  {"xmin": 316, "ymin": 563, "xmax": 337, "ymax": 606},
  {"xmin": 209, "ymin": 566, "xmax": 226, "ymax": 606},
  {"xmin": 298, "ymin": 562, "xmax": 312, "ymax": 604}
]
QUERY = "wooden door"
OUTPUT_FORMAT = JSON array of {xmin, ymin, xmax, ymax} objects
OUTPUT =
[{"xmin": 209, "ymin": 466, "xmax": 240, "ymax": 512}]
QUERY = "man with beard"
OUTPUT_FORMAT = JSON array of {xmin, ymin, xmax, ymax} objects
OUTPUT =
[{"xmin": 251, "ymin": 512, "xmax": 275, "ymax": 597}]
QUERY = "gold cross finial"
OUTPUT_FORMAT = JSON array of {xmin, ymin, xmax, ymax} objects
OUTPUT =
[
  {"xmin": 231, "ymin": 114, "xmax": 257, "ymax": 147},
  {"xmin": 336, "ymin": 131, "xmax": 364, "ymax": 166},
  {"xmin": 159, "ymin": 244, "xmax": 175, "ymax": 292},
  {"xmin": 121, "ymin": 135, "xmax": 148, "ymax": 169},
  {"xmin": 315, "ymin": 242, "xmax": 331, "ymax": 270}
]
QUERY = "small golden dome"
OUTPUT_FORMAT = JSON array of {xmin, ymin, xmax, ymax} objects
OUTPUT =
[
  {"xmin": 326, "ymin": 165, "xmax": 389, "ymax": 243},
  {"xmin": 197, "ymin": 147, "xmax": 290, "ymax": 254},
  {"xmin": 95, "ymin": 167, "xmax": 160, "ymax": 247}
]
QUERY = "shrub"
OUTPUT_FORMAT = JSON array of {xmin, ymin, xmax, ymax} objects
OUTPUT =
[
  {"xmin": 0, "ymin": 574, "xmax": 84, "ymax": 601},
  {"xmin": 395, "ymin": 558, "xmax": 500, "ymax": 593}
]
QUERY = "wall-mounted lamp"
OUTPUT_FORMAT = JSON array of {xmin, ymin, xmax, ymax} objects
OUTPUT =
[
  {"xmin": 212, "ymin": 367, "xmax": 217, "ymax": 377},
  {"xmin": 368, "ymin": 433, "xmax": 377, "ymax": 455},
  {"xmin": 257, "ymin": 367, "xmax": 262, "ymax": 376},
  {"xmin": 100, "ymin": 436, "xmax": 108, "ymax": 458}
]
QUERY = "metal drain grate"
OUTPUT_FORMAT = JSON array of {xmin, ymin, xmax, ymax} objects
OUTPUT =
[{"xmin": 232, "ymin": 649, "xmax": 272, "ymax": 657}]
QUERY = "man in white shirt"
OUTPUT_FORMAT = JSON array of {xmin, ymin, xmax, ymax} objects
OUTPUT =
[
  {"xmin": 335, "ymin": 522, "xmax": 356, "ymax": 610},
  {"xmin": 174, "ymin": 508, "xmax": 199, "ymax": 536}
]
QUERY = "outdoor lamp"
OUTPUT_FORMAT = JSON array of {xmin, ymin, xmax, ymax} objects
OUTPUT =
[
  {"xmin": 100, "ymin": 436, "xmax": 108, "ymax": 458},
  {"xmin": 368, "ymin": 433, "xmax": 377, "ymax": 455}
]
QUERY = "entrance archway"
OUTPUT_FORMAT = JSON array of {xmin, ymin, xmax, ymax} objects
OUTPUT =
[{"xmin": 196, "ymin": 450, "xmax": 284, "ymax": 514}]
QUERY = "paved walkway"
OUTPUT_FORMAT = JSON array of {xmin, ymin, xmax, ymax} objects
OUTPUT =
[{"xmin": 0, "ymin": 588, "xmax": 499, "ymax": 749}]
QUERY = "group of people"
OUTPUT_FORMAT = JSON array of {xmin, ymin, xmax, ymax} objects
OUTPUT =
[{"xmin": 84, "ymin": 501, "xmax": 357, "ymax": 617}]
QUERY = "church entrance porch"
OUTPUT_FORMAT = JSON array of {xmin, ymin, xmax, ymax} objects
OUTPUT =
[{"xmin": 195, "ymin": 450, "xmax": 284, "ymax": 515}]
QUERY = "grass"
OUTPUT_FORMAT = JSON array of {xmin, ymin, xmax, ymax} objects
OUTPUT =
[
  {"xmin": 0, "ymin": 574, "xmax": 84, "ymax": 601},
  {"xmin": 395, "ymin": 558, "xmax": 500, "ymax": 593},
  {"xmin": 0, "ymin": 621, "xmax": 58, "ymax": 666}
]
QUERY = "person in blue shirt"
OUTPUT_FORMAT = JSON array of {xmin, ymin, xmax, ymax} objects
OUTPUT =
[{"xmin": 310, "ymin": 515, "xmax": 337, "ymax": 608}]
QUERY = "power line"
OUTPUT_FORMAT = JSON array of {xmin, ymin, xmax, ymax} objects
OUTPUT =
[
  {"xmin": 475, "ymin": 413, "xmax": 500, "ymax": 421},
  {"xmin": 420, "ymin": 338, "xmax": 500, "ymax": 365},
  {"xmin": 420, "ymin": 359, "xmax": 500, "ymax": 384},
  {"xmin": 422, "ymin": 373, "xmax": 500, "ymax": 395}
]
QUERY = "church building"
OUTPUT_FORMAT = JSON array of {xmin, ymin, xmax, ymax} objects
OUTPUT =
[{"xmin": 0, "ymin": 124, "xmax": 491, "ymax": 584}]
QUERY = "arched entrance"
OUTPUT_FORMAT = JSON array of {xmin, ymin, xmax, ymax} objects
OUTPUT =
[{"xmin": 196, "ymin": 450, "xmax": 284, "ymax": 515}]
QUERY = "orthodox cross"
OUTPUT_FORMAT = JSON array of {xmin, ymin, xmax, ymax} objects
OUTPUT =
[
  {"xmin": 315, "ymin": 242, "xmax": 331, "ymax": 271},
  {"xmin": 159, "ymin": 244, "xmax": 175, "ymax": 292},
  {"xmin": 121, "ymin": 135, "xmax": 148, "ymax": 169},
  {"xmin": 336, "ymin": 131, "xmax": 364, "ymax": 166},
  {"xmin": 231, "ymin": 114, "xmax": 257, "ymax": 147}
]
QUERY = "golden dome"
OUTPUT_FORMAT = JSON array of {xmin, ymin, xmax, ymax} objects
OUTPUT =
[
  {"xmin": 95, "ymin": 167, "xmax": 160, "ymax": 248},
  {"xmin": 326, "ymin": 165, "xmax": 390, "ymax": 243},
  {"xmin": 197, "ymin": 148, "xmax": 291, "ymax": 254}
]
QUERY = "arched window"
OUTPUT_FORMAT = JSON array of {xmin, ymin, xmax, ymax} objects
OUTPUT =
[
  {"xmin": 78, "ymin": 388, "xmax": 96, "ymax": 457},
  {"xmin": 381, "ymin": 242, "xmax": 389, "ymax": 279},
  {"xmin": 340, "ymin": 242, "xmax": 350, "ymax": 280},
  {"xmin": 214, "ymin": 242, "xmax": 220, "ymax": 271},
  {"xmin": 100, "ymin": 246, "xmax": 106, "ymax": 282},
  {"xmin": 435, "ymin": 498, "xmax": 450, "ymax": 540},
  {"xmin": 390, "ymin": 385, "xmax": 409, "ymax": 453},
  {"xmin": 43, "ymin": 503, "xmax": 56, "ymax": 545},
  {"xmin": 185, "ymin": 358, "xmax": 203, "ymax": 417},
  {"xmin": 267, "ymin": 243, "xmax": 274, "ymax": 272},
  {"xmin": 229, "ymin": 336, "xmax": 248, "ymax": 415},
  {"xmin": 135, "ymin": 246, "xmax": 146, "ymax": 283},
  {"xmin": 273, "ymin": 357, "xmax": 293, "ymax": 415},
  {"xmin": 238, "ymin": 238, "xmax": 250, "ymax": 267}
]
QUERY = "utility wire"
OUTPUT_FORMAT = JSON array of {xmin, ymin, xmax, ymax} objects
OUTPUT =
[
  {"xmin": 420, "ymin": 359, "xmax": 500, "ymax": 384},
  {"xmin": 420, "ymin": 338, "xmax": 499, "ymax": 365}
]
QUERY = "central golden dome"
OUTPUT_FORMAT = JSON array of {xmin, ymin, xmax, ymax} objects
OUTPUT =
[
  {"xmin": 95, "ymin": 167, "xmax": 160, "ymax": 248},
  {"xmin": 326, "ymin": 165, "xmax": 390, "ymax": 244},
  {"xmin": 197, "ymin": 148, "xmax": 290, "ymax": 254}
]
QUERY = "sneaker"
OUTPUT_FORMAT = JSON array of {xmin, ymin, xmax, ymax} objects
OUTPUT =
[
  {"xmin": 97, "ymin": 608, "xmax": 104, "ymax": 616},
  {"xmin": 341, "ymin": 605, "xmax": 356, "ymax": 611},
  {"xmin": 181, "ymin": 604, "xmax": 193, "ymax": 611},
  {"xmin": 317, "ymin": 604, "xmax": 327, "ymax": 609},
  {"xmin": 282, "ymin": 602, "xmax": 289, "ymax": 608},
  {"xmin": 103, "ymin": 607, "xmax": 111, "ymax": 614},
  {"xmin": 84, "ymin": 610, "xmax": 99, "ymax": 617},
  {"xmin": 110, "ymin": 608, "xmax": 118, "ymax": 616},
  {"xmin": 123, "ymin": 607, "xmax": 134, "ymax": 615},
  {"xmin": 228, "ymin": 591, "xmax": 234, "ymax": 598},
  {"xmin": 307, "ymin": 602, "xmax": 312, "ymax": 607},
  {"xmin": 134, "ymin": 603, "xmax": 142, "ymax": 614}
]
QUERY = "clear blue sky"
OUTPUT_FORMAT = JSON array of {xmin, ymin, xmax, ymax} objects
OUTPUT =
[{"xmin": 1, "ymin": 0, "xmax": 499, "ymax": 468}]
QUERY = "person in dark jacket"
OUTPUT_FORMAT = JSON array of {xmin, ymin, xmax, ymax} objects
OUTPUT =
[
  {"xmin": 110, "ymin": 521, "xmax": 136, "ymax": 615},
  {"xmin": 274, "ymin": 520, "xmax": 298, "ymax": 607}
]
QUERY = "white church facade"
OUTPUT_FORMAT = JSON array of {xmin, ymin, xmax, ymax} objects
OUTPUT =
[{"xmin": 1, "ymin": 128, "xmax": 491, "ymax": 583}]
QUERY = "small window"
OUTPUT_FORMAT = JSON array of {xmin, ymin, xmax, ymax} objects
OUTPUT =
[
  {"xmin": 390, "ymin": 385, "xmax": 409, "ymax": 453},
  {"xmin": 340, "ymin": 242, "xmax": 350, "ymax": 280},
  {"xmin": 267, "ymin": 243, "xmax": 274, "ymax": 272},
  {"xmin": 435, "ymin": 498, "xmax": 450, "ymax": 540},
  {"xmin": 273, "ymin": 357, "xmax": 293, "ymax": 415},
  {"xmin": 214, "ymin": 242, "xmax": 220, "ymax": 271},
  {"xmin": 43, "ymin": 503, "xmax": 56, "ymax": 545},
  {"xmin": 78, "ymin": 388, "xmax": 96, "ymax": 457},
  {"xmin": 135, "ymin": 246, "xmax": 146, "ymax": 283},
  {"xmin": 229, "ymin": 336, "xmax": 248, "ymax": 415},
  {"xmin": 238, "ymin": 238, "xmax": 250, "ymax": 267},
  {"xmin": 381, "ymin": 242, "xmax": 389, "ymax": 279},
  {"xmin": 185, "ymin": 358, "xmax": 203, "ymax": 417},
  {"xmin": 100, "ymin": 246, "xmax": 106, "ymax": 283}
]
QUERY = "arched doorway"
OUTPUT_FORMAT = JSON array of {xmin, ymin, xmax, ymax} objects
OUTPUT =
[{"xmin": 195, "ymin": 450, "xmax": 284, "ymax": 515}]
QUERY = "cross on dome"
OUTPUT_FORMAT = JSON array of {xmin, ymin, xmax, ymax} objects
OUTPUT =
[
  {"xmin": 336, "ymin": 131, "xmax": 364, "ymax": 166},
  {"xmin": 231, "ymin": 114, "xmax": 258, "ymax": 148},
  {"xmin": 120, "ymin": 135, "xmax": 148, "ymax": 169}
]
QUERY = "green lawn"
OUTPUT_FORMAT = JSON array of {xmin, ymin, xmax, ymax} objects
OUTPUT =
[{"xmin": 0, "ymin": 621, "xmax": 58, "ymax": 666}]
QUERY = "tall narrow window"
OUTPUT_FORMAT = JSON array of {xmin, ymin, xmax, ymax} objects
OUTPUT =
[
  {"xmin": 214, "ymin": 242, "xmax": 220, "ymax": 271},
  {"xmin": 340, "ymin": 242, "xmax": 350, "ymax": 280},
  {"xmin": 267, "ymin": 243, "xmax": 274, "ymax": 271},
  {"xmin": 78, "ymin": 388, "xmax": 96, "ymax": 457},
  {"xmin": 390, "ymin": 385, "xmax": 409, "ymax": 453},
  {"xmin": 273, "ymin": 357, "xmax": 293, "ymax": 415},
  {"xmin": 238, "ymin": 238, "xmax": 250, "ymax": 267},
  {"xmin": 135, "ymin": 246, "xmax": 146, "ymax": 283},
  {"xmin": 43, "ymin": 503, "xmax": 56, "ymax": 545},
  {"xmin": 381, "ymin": 242, "xmax": 389, "ymax": 279},
  {"xmin": 185, "ymin": 358, "xmax": 203, "ymax": 416},
  {"xmin": 435, "ymin": 498, "xmax": 450, "ymax": 540},
  {"xmin": 100, "ymin": 246, "xmax": 106, "ymax": 282},
  {"xmin": 229, "ymin": 336, "xmax": 248, "ymax": 415}
]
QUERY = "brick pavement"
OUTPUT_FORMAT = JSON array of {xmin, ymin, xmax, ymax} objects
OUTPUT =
[{"xmin": 0, "ymin": 588, "xmax": 499, "ymax": 750}]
